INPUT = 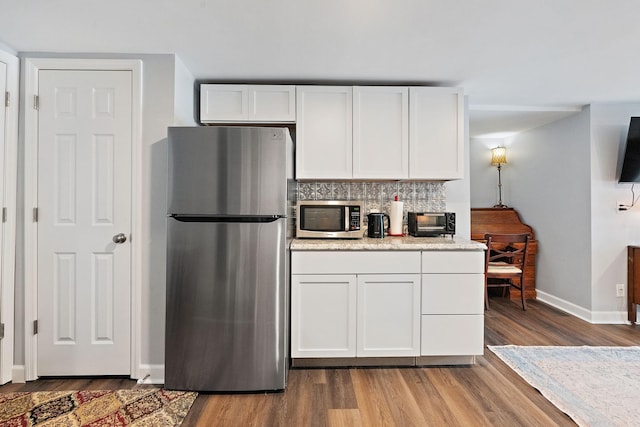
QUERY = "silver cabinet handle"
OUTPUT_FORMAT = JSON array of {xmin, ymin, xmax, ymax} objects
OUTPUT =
[{"xmin": 113, "ymin": 233, "xmax": 127, "ymax": 244}]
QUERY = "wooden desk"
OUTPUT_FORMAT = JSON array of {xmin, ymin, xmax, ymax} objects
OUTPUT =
[
  {"xmin": 471, "ymin": 208, "xmax": 538, "ymax": 300},
  {"xmin": 627, "ymin": 246, "xmax": 640, "ymax": 324}
]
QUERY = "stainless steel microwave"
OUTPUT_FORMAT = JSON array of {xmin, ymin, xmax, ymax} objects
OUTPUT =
[{"xmin": 296, "ymin": 200, "xmax": 363, "ymax": 239}]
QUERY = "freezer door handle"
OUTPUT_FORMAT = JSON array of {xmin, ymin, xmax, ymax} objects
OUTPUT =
[{"xmin": 169, "ymin": 214, "xmax": 283, "ymax": 223}]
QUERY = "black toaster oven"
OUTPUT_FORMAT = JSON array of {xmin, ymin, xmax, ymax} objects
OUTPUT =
[{"xmin": 407, "ymin": 212, "xmax": 455, "ymax": 237}]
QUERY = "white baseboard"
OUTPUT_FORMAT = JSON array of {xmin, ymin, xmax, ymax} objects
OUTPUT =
[
  {"xmin": 536, "ymin": 290, "xmax": 630, "ymax": 324},
  {"xmin": 135, "ymin": 364, "xmax": 164, "ymax": 385},
  {"xmin": 590, "ymin": 310, "xmax": 629, "ymax": 324},
  {"xmin": 10, "ymin": 364, "xmax": 164, "ymax": 385},
  {"xmin": 11, "ymin": 365, "xmax": 164, "ymax": 384},
  {"xmin": 12, "ymin": 365, "xmax": 25, "ymax": 383}
]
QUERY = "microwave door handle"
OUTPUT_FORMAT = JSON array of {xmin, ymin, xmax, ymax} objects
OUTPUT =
[{"xmin": 345, "ymin": 206, "xmax": 350, "ymax": 231}]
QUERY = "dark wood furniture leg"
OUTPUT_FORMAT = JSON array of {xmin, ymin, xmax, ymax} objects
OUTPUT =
[{"xmin": 628, "ymin": 246, "xmax": 639, "ymax": 324}]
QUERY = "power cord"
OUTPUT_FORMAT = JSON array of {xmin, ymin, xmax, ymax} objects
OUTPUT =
[{"xmin": 619, "ymin": 184, "xmax": 639, "ymax": 211}]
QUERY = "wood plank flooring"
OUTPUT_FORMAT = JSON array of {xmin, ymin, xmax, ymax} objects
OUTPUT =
[{"xmin": 2, "ymin": 298, "xmax": 639, "ymax": 426}]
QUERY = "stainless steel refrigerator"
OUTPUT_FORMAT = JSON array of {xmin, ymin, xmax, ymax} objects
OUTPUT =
[{"xmin": 164, "ymin": 126, "xmax": 293, "ymax": 392}]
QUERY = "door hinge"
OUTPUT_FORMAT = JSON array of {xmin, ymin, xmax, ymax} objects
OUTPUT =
[
  {"xmin": 2, "ymin": 207, "xmax": 6, "ymax": 223},
  {"xmin": 34, "ymin": 94, "xmax": 39, "ymax": 110},
  {"xmin": 33, "ymin": 320, "xmax": 38, "ymax": 335},
  {"xmin": 4, "ymin": 91, "xmax": 8, "ymax": 108},
  {"xmin": 33, "ymin": 207, "xmax": 38, "ymax": 222},
  {"xmin": 0, "ymin": 323, "xmax": 4, "ymax": 340}
]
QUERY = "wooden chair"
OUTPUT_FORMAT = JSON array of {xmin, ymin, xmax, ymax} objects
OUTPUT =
[{"xmin": 484, "ymin": 233, "xmax": 530, "ymax": 310}]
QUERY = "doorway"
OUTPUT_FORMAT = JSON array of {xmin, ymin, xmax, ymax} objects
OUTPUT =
[
  {"xmin": 23, "ymin": 59, "xmax": 142, "ymax": 380},
  {"xmin": 0, "ymin": 49, "xmax": 18, "ymax": 385}
]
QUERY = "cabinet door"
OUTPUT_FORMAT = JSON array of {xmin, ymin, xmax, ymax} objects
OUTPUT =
[
  {"xmin": 296, "ymin": 86, "xmax": 353, "ymax": 179},
  {"xmin": 291, "ymin": 274, "xmax": 357, "ymax": 357},
  {"xmin": 248, "ymin": 85, "xmax": 296, "ymax": 122},
  {"xmin": 357, "ymin": 274, "xmax": 420, "ymax": 357},
  {"xmin": 353, "ymin": 86, "xmax": 409, "ymax": 179},
  {"xmin": 409, "ymin": 87, "xmax": 464, "ymax": 179},
  {"xmin": 200, "ymin": 84, "xmax": 248, "ymax": 122}
]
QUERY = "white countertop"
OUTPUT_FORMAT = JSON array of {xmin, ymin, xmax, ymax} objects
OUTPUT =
[{"xmin": 290, "ymin": 235, "xmax": 486, "ymax": 251}]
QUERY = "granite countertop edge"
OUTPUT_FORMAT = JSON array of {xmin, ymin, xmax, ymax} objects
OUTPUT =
[{"xmin": 290, "ymin": 236, "xmax": 487, "ymax": 251}]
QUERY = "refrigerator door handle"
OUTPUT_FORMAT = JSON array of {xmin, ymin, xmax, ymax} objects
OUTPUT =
[{"xmin": 169, "ymin": 214, "xmax": 283, "ymax": 223}]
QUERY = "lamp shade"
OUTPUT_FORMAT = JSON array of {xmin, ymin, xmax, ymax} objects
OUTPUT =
[{"xmin": 491, "ymin": 147, "xmax": 507, "ymax": 165}]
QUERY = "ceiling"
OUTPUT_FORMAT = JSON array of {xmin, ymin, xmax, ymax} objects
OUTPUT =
[{"xmin": 1, "ymin": 0, "xmax": 638, "ymax": 137}]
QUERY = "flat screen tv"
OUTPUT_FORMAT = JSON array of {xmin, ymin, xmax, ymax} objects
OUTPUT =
[{"xmin": 619, "ymin": 117, "xmax": 640, "ymax": 183}]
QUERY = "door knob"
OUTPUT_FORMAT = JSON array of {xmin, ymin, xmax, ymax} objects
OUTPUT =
[{"xmin": 112, "ymin": 233, "xmax": 127, "ymax": 244}]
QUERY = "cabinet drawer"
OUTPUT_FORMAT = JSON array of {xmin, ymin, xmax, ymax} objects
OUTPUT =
[
  {"xmin": 422, "ymin": 274, "xmax": 484, "ymax": 314},
  {"xmin": 422, "ymin": 251, "xmax": 484, "ymax": 273},
  {"xmin": 421, "ymin": 315, "xmax": 484, "ymax": 356},
  {"xmin": 292, "ymin": 251, "xmax": 420, "ymax": 275}
]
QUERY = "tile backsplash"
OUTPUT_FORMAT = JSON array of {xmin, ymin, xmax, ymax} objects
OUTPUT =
[{"xmin": 296, "ymin": 181, "xmax": 447, "ymax": 223}]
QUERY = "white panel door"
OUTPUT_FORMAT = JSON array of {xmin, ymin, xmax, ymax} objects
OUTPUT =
[
  {"xmin": 291, "ymin": 274, "xmax": 357, "ymax": 357},
  {"xmin": 353, "ymin": 86, "xmax": 409, "ymax": 179},
  {"xmin": 357, "ymin": 274, "xmax": 420, "ymax": 357},
  {"xmin": 0, "ymin": 61, "xmax": 6, "ymax": 382},
  {"xmin": 37, "ymin": 70, "xmax": 132, "ymax": 375}
]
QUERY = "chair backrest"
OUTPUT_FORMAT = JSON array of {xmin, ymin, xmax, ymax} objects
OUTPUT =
[{"xmin": 484, "ymin": 233, "xmax": 530, "ymax": 272}]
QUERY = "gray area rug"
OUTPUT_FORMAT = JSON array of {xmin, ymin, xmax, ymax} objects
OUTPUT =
[{"xmin": 488, "ymin": 345, "xmax": 640, "ymax": 427}]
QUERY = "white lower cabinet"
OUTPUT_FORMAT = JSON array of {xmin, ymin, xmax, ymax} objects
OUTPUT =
[
  {"xmin": 291, "ymin": 274, "xmax": 356, "ymax": 357},
  {"xmin": 421, "ymin": 251, "xmax": 485, "ymax": 356},
  {"xmin": 357, "ymin": 274, "xmax": 420, "ymax": 357},
  {"xmin": 291, "ymin": 251, "xmax": 420, "ymax": 358},
  {"xmin": 291, "ymin": 249, "xmax": 485, "ymax": 362}
]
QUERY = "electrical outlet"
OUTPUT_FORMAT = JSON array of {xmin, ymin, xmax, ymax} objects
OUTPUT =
[{"xmin": 616, "ymin": 283, "xmax": 625, "ymax": 297}]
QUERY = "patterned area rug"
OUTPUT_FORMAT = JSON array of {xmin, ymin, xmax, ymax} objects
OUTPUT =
[
  {"xmin": 488, "ymin": 345, "xmax": 640, "ymax": 427},
  {"xmin": 0, "ymin": 388, "xmax": 197, "ymax": 426}
]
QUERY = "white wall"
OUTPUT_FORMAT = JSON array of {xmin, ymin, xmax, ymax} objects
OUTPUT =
[
  {"xmin": 509, "ymin": 109, "xmax": 592, "ymax": 311},
  {"xmin": 469, "ymin": 137, "xmax": 510, "ymax": 208},
  {"xmin": 590, "ymin": 103, "xmax": 640, "ymax": 321},
  {"xmin": 445, "ymin": 97, "xmax": 471, "ymax": 238},
  {"xmin": 470, "ymin": 105, "xmax": 640, "ymax": 323},
  {"xmin": 0, "ymin": 42, "xmax": 16, "ymax": 55},
  {"xmin": 173, "ymin": 55, "xmax": 197, "ymax": 127},
  {"xmin": 144, "ymin": 54, "xmax": 195, "ymax": 369},
  {"xmin": 137, "ymin": 55, "xmax": 179, "ymax": 369}
]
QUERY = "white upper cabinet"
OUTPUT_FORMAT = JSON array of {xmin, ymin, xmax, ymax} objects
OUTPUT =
[
  {"xmin": 296, "ymin": 86, "xmax": 353, "ymax": 179},
  {"xmin": 201, "ymin": 84, "xmax": 464, "ymax": 180},
  {"xmin": 353, "ymin": 86, "xmax": 409, "ymax": 179},
  {"xmin": 200, "ymin": 84, "xmax": 295, "ymax": 123},
  {"xmin": 409, "ymin": 87, "xmax": 464, "ymax": 179}
]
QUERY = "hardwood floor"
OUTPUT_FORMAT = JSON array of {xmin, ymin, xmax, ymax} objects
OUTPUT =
[{"xmin": 2, "ymin": 298, "xmax": 639, "ymax": 426}]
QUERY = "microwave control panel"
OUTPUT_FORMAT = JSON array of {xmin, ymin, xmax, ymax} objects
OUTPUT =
[{"xmin": 349, "ymin": 207, "xmax": 361, "ymax": 231}]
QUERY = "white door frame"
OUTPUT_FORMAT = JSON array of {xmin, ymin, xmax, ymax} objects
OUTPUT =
[
  {"xmin": 0, "ymin": 49, "xmax": 19, "ymax": 384},
  {"xmin": 24, "ymin": 58, "xmax": 143, "ymax": 381}
]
